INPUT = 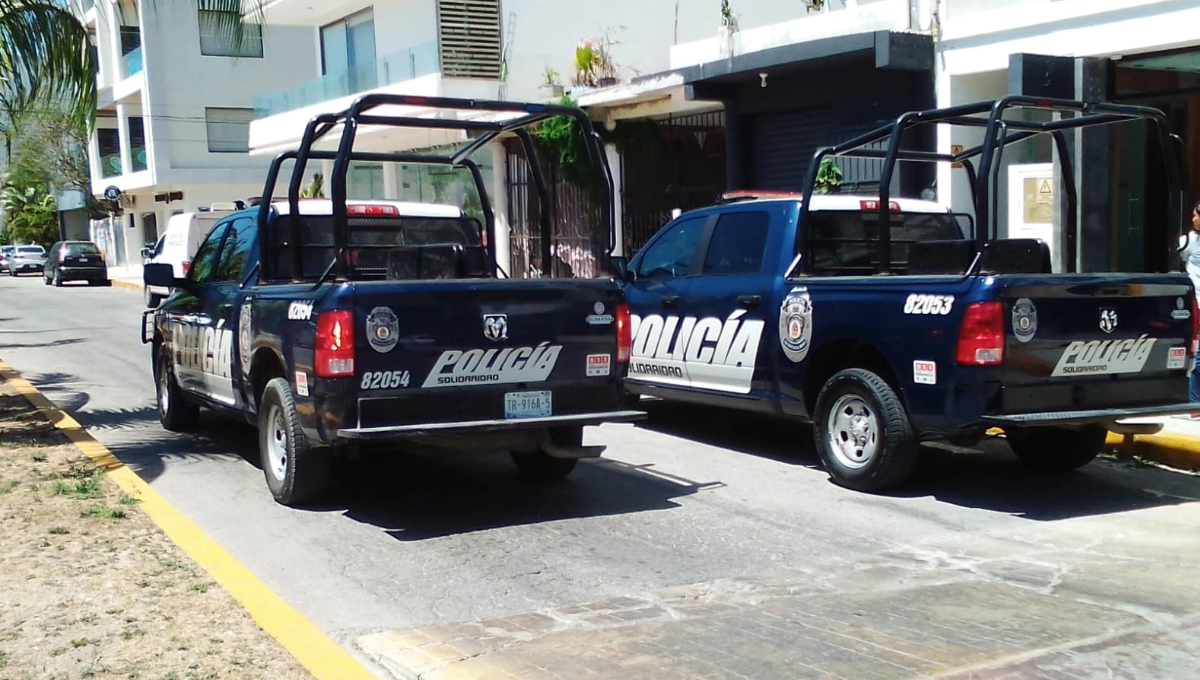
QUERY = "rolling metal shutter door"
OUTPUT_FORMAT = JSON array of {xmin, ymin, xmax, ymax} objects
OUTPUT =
[{"xmin": 749, "ymin": 108, "xmax": 833, "ymax": 192}]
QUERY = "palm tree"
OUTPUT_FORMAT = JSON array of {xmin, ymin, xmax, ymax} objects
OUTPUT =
[{"xmin": 0, "ymin": 0, "xmax": 262, "ymax": 136}]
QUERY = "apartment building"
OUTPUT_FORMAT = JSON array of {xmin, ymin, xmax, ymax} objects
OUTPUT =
[
  {"xmin": 75, "ymin": 0, "xmax": 315, "ymax": 272},
  {"xmin": 935, "ymin": 0, "xmax": 1200, "ymax": 274}
]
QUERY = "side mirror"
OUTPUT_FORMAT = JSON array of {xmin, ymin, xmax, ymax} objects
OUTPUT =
[{"xmin": 144, "ymin": 262, "xmax": 187, "ymax": 289}]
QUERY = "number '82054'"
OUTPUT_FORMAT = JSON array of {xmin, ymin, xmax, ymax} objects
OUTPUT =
[
  {"xmin": 903, "ymin": 293, "xmax": 955, "ymax": 316},
  {"xmin": 360, "ymin": 370, "xmax": 411, "ymax": 390}
]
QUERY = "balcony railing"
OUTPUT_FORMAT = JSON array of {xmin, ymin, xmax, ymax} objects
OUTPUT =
[
  {"xmin": 123, "ymin": 47, "xmax": 143, "ymax": 78},
  {"xmin": 254, "ymin": 42, "xmax": 440, "ymax": 118}
]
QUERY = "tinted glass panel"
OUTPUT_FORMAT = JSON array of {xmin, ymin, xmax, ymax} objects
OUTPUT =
[
  {"xmin": 635, "ymin": 216, "xmax": 707, "ymax": 279},
  {"xmin": 214, "ymin": 217, "xmax": 256, "ymax": 283},
  {"xmin": 188, "ymin": 225, "xmax": 230, "ymax": 284},
  {"xmin": 702, "ymin": 212, "xmax": 770, "ymax": 275},
  {"xmin": 66, "ymin": 243, "xmax": 100, "ymax": 255},
  {"xmin": 806, "ymin": 211, "xmax": 963, "ymax": 276}
]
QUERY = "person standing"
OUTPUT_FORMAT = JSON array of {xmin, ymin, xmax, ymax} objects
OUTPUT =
[{"xmin": 1177, "ymin": 200, "xmax": 1200, "ymax": 414}]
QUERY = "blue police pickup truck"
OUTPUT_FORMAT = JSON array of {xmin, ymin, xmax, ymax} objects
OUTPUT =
[
  {"xmin": 615, "ymin": 96, "xmax": 1200, "ymax": 492},
  {"xmin": 142, "ymin": 95, "xmax": 642, "ymax": 506}
]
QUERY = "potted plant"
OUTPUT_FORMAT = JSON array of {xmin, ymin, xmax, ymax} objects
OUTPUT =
[
  {"xmin": 813, "ymin": 158, "xmax": 843, "ymax": 194},
  {"xmin": 542, "ymin": 67, "xmax": 564, "ymax": 97}
]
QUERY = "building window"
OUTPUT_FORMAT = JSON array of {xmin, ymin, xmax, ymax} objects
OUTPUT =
[
  {"xmin": 198, "ymin": 3, "xmax": 264, "ymax": 58},
  {"xmin": 97, "ymin": 128, "xmax": 122, "ymax": 178},
  {"xmin": 437, "ymin": 0, "xmax": 502, "ymax": 80},
  {"xmin": 205, "ymin": 107, "xmax": 253, "ymax": 153},
  {"xmin": 128, "ymin": 117, "xmax": 147, "ymax": 172},
  {"xmin": 320, "ymin": 9, "xmax": 377, "ymax": 91}
]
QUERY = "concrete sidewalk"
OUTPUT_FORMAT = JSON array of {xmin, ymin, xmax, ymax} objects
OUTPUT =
[{"xmin": 1108, "ymin": 413, "xmax": 1200, "ymax": 473}]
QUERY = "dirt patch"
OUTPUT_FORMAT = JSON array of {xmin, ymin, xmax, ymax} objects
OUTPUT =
[{"xmin": 0, "ymin": 380, "xmax": 314, "ymax": 680}]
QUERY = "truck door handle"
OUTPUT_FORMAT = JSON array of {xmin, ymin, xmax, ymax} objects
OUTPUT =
[
  {"xmin": 737, "ymin": 295, "xmax": 761, "ymax": 309},
  {"xmin": 661, "ymin": 295, "xmax": 681, "ymax": 308}
]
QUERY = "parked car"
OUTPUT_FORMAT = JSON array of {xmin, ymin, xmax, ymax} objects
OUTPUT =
[
  {"xmin": 615, "ymin": 96, "xmax": 1199, "ymax": 493},
  {"xmin": 143, "ymin": 208, "xmax": 236, "ymax": 308},
  {"xmin": 0, "ymin": 245, "xmax": 13, "ymax": 270},
  {"xmin": 7, "ymin": 245, "xmax": 46, "ymax": 276},
  {"xmin": 43, "ymin": 241, "xmax": 110, "ymax": 287}
]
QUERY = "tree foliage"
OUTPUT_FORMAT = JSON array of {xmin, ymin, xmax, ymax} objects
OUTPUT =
[{"xmin": 2, "ymin": 184, "xmax": 58, "ymax": 245}]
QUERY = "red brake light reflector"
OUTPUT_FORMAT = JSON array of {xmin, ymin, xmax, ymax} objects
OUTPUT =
[
  {"xmin": 956, "ymin": 301, "xmax": 1005, "ymax": 366},
  {"xmin": 859, "ymin": 199, "xmax": 902, "ymax": 212},
  {"xmin": 616, "ymin": 304, "xmax": 632, "ymax": 363},
  {"xmin": 347, "ymin": 204, "xmax": 399, "ymax": 216},
  {"xmin": 315, "ymin": 309, "xmax": 356, "ymax": 378}
]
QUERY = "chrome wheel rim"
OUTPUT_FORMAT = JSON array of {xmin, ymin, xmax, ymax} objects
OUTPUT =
[
  {"xmin": 157, "ymin": 363, "xmax": 170, "ymax": 415},
  {"xmin": 827, "ymin": 394, "xmax": 879, "ymax": 470},
  {"xmin": 266, "ymin": 406, "xmax": 288, "ymax": 481}
]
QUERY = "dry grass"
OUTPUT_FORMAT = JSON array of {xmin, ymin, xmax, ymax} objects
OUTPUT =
[{"xmin": 0, "ymin": 379, "xmax": 315, "ymax": 680}]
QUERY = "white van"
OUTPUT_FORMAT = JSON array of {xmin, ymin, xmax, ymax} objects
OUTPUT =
[{"xmin": 143, "ymin": 205, "xmax": 241, "ymax": 307}]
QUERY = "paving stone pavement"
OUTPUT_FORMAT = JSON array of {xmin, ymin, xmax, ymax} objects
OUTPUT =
[{"xmin": 358, "ymin": 502, "xmax": 1200, "ymax": 680}]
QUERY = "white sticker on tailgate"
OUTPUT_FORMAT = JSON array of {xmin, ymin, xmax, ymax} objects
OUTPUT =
[
  {"xmin": 1168, "ymin": 347, "xmax": 1187, "ymax": 370},
  {"xmin": 1051, "ymin": 335, "xmax": 1156, "ymax": 377},
  {"xmin": 586, "ymin": 354, "xmax": 611, "ymax": 377}
]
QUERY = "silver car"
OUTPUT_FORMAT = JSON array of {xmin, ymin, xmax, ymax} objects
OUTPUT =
[{"xmin": 7, "ymin": 245, "xmax": 47, "ymax": 276}]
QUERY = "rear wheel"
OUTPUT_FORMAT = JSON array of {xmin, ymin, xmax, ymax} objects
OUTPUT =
[
  {"xmin": 1005, "ymin": 425, "xmax": 1107, "ymax": 472},
  {"xmin": 43, "ymin": 273, "xmax": 50, "ymax": 285},
  {"xmin": 511, "ymin": 426, "xmax": 581, "ymax": 481},
  {"xmin": 155, "ymin": 346, "xmax": 198, "ymax": 432},
  {"xmin": 259, "ymin": 377, "xmax": 332, "ymax": 506},
  {"xmin": 53, "ymin": 272, "xmax": 62, "ymax": 287},
  {"xmin": 813, "ymin": 368, "xmax": 918, "ymax": 492}
]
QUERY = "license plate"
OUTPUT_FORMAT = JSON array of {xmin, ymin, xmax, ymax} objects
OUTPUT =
[
  {"xmin": 80, "ymin": 257, "xmax": 90, "ymax": 262},
  {"xmin": 504, "ymin": 390, "xmax": 551, "ymax": 419}
]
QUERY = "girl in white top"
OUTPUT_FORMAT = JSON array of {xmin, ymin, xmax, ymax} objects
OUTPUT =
[{"xmin": 1177, "ymin": 201, "xmax": 1200, "ymax": 413}]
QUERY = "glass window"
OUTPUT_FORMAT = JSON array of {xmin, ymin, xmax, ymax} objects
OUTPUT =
[
  {"xmin": 635, "ymin": 216, "xmax": 708, "ymax": 279},
  {"xmin": 806, "ymin": 210, "xmax": 965, "ymax": 276},
  {"xmin": 66, "ymin": 243, "xmax": 100, "ymax": 255},
  {"xmin": 214, "ymin": 217, "xmax": 257, "ymax": 283},
  {"xmin": 321, "ymin": 9, "xmax": 376, "ymax": 91},
  {"xmin": 198, "ymin": 7, "xmax": 264, "ymax": 58},
  {"xmin": 188, "ymin": 224, "xmax": 230, "ymax": 284},
  {"xmin": 205, "ymin": 107, "xmax": 254, "ymax": 153},
  {"xmin": 702, "ymin": 212, "xmax": 770, "ymax": 275}
]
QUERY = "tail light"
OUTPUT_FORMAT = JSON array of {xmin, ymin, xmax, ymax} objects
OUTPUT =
[
  {"xmin": 956, "ymin": 301, "xmax": 1005, "ymax": 366},
  {"xmin": 57, "ymin": 250, "xmax": 65, "ymax": 264},
  {"xmin": 1191, "ymin": 296, "xmax": 1198, "ymax": 356},
  {"xmin": 181, "ymin": 260, "xmax": 191, "ymax": 276},
  {"xmin": 347, "ymin": 204, "xmax": 399, "ymax": 216},
  {"xmin": 616, "ymin": 303, "xmax": 631, "ymax": 363},
  {"xmin": 315, "ymin": 309, "xmax": 355, "ymax": 377}
]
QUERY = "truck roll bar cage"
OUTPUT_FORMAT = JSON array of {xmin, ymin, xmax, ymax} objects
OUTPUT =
[
  {"xmin": 794, "ymin": 95, "xmax": 1187, "ymax": 276},
  {"xmin": 255, "ymin": 94, "xmax": 617, "ymax": 285}
]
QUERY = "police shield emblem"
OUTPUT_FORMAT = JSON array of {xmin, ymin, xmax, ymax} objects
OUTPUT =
[
  {"xmin": 1012, "ymin": 298, "xmax": 1037, "ymax": 343},
  {"xmin": 366, "ymin": 306, "xmax": 399, "ymax": 353},
  {"xmin": 483, "ymin": 313, "xmax": 508, "ymax": 342},
  {"xmin": 1099, "ymin": 308, "xmax": 1118, "ymax": 334},
  {"xmin": 779, "ymin": 287, "xmax": 813, "ymax": 363}
]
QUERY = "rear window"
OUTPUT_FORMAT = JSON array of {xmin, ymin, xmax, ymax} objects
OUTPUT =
[
  {"xmin": 805, "ymin": 210, "xmax": 964, "ymax": 276},
  {"xmin": 267, "ymin": 215, "xmax": 487, "ymax": 281},
  {"xmin": 18, "ymin": 246, "xmax": 44, "ymax": 255},
  {"xmin": 65, "ymin": 243, "xmax": 100, "ymax": 255}
]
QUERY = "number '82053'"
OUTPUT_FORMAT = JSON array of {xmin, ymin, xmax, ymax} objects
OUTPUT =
[
  {"xmin": 903, "ymin": 293, "xmax": 955, "ymax": 316},
  {"xmin": 360, "ymin": 370, "xmax": 411, "ymax": 390}
]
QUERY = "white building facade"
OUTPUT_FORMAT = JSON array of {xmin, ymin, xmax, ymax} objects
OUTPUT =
[
  {"xmin": 935, "ymin": 0, "xmax": 1200, "ymax": 273},
  {"xmin": 75, "ymin": 0, "xmax": 315, "ymax": 273}
]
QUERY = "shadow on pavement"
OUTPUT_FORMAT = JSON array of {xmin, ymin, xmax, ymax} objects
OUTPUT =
[
  {"xmin": 331, "ymin": 448, "xmax": 717, "ymax": 541},
  {"xmin": 631, "ymin": 399, "xmax": 1196, "ymax": 522},
  {"xmin": 0, "ymin": 337, "xmax": 87, "ymax": 351}
]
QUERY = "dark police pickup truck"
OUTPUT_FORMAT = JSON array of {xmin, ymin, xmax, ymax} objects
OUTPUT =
[
  {"xmin": 142, "ymin": 95, "xmax": 642, "ymax": 506},
  {"xmin": 615, "ymin": 97, "xmax": 1200, "ymax": 493}
]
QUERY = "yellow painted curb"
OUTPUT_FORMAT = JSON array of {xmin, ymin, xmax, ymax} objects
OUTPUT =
[
  {"xmin": 0, "ymin": 359, "xmax": 380, "ymax": 680},
  {"xmin": 111, "ymin": 279, "xmax": 141, "ymax": 292},
  {"xmin": 1105, "ymin": 430, "xmax": 1200, "ymax": 472}
]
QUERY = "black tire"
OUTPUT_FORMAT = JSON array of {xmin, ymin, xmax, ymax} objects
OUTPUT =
[
  {"xmin": 43, "ymin": 274, "xmax": 50, "ymax": 286},
  {"xmin": 1005, "ymin": 425, "xmax": 1106, "ymax": 472},
  {"xmin": 53, "ymin": 272, "xmax": 62, "ymax": 287},
  {"xmin": 258, "ymin": 377, "xmax": 332, "ymax": 506},
  {"xmin": 8, "ymin": 268, "xmax": 16, "ymax": 277},
  {"xmin": 145, "ymin": 286, "xmax": 162, "ymax": 308},
  {"xmin": 511, "ymin": 426, "xmax": 582, "ymax": 481},
  {"xmin": 101, "ymin": 279, "xmax": 112, "ymax": 287},
  {"xmin": 813, "ymin": 368, "xmax": 918, "ymax": 492},
  {"xmin": 155, "ymin": 346, "xmax": 199, "ymax": 432}
]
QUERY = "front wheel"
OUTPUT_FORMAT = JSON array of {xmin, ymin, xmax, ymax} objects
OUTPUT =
[
  {"xmin": 259, "ymin": 377, "xmax": 332, "ymax": 507},
  {"xmin": 813, "ymin": 368, "xmax": 918, "ymax": 493},
  {"xmin": 1005, "ymin": 425, "xmax": 1106, "ymax": 472},
  {"xmin": 155, "ymin": 347, "xmax": 199, "ymax": 432},
  {"xmin": 145, "ymin": 286, "xmax": 162, "ymax": 308}
]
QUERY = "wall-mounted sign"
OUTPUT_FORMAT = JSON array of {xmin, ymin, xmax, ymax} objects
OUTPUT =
[{"xmin": 103, "ymin": 185, "xmax": 121, "ymax": 202}]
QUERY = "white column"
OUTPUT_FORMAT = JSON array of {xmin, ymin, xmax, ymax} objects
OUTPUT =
[
  {"xmin": 116, "ymin": 103, "xmax": 131, "ymax": 177},
  {"xmin": 491, "ymin": 141, "xmax": 512, "ymax": 277},
  {"xmin": 382, "ymin": 163, "xmax": 399, "ymax": 199},
  {"xmin": 606, "ymin": 142, "xmax": 624, "ymax": 257}
]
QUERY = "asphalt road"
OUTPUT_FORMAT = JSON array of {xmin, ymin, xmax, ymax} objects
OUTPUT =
[{"xmin": 3, "ymin": 274, "xmax": 1199, "ymax": 674}]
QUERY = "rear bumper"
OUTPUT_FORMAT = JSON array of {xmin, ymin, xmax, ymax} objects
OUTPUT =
[
  {"xmin": 982, "ymin": 402, "xmax": 1200, "ymax": 427},
  {"xmin": 57, "ymin": 267, "xmax": 107, "ymax": 280},
  {"xmin": 337, "ymin": 409, "xmax": 647, "ymax": 439}
]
